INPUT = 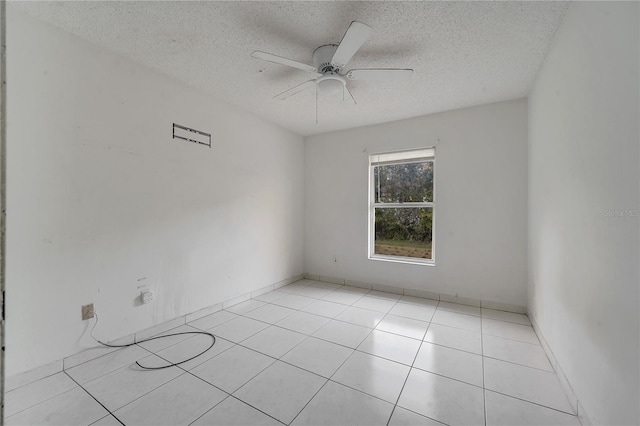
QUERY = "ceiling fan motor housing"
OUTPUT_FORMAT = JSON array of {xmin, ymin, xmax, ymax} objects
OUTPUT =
[
  {"xmin": 313, "ymin": 44, "xmax": 340, "ymax": 73},
  {"xmin": 313, "ymin": 44, "xmax": 347, "ymax": 94}
]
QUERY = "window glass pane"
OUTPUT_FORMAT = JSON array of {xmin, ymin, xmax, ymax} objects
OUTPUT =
[
  {"xmin": 374, "ymin": 161, "xmax": 433, "ymax": 203},
  {"xmin": 374, "ymin": 207, "xmax": 433, "ymax": 260}
]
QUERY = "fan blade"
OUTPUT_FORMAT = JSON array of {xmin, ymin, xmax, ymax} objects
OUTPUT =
[
  {"xmin": 251, "ymin": 51, "xmax": 317, "ymax": 73},
  {"xmin": 346, "ymin": 69, "xmax": 413, "ymax": 82},
  {"xmin": 331, "ymin": 21, "xmax": 373, "ymax": 68},
  {"xmin": 274, "ymin": 80, "xmax": 316, "ymax": 100},
  {"xmin": 344, "ymin": 86, "xmax": 357, "ymax": 105}
]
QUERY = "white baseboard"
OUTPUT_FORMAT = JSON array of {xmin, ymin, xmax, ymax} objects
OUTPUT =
[
  {"xmin": 6, "ymin": 273, "xmax": 305, "ymax": 390},
  {"xmin": 439, "ymin": 293, "xmax": 482, "ymax": 307},
  {"xmin": 274, "ymin": 274, "xmax": 304, "ymax": 289},
  {"xmin": 372, "ymin": 283, "xmax": 404, "ymax": 295},
  {"xmin": 4, "ymin": 359, "xmax": 63, "ymax": 392},
  {"xmin": 481, "ymin": 299, "xmax": 527, "ymax": 315},
  {"xmin": 403, "ymin": 288, "xmax": 440, "ymax": 301},
  {"xmin": 529, "ymin": 312, "xmax": 590, "ymax": 425},
  {"xmin": 577, "ymin": 399, "xmax": 593, "ymax": 426},
  {"xmin": 222, "ymin": 293, "xmax": 251, "ymax": 310},
  {"xmin": 185, "ymin": 303, "xmax": 223, "ymax": 324},
  {"xmin": 307, "ymin": 273, "xmax": 528, "ymax": 315},
  {"xmin": 303, "ymin": 272, "xmax": 321, "ymax": 282},
  {"xmin": 318, "ymin": 275, "xmax": 345, "ymax": 285}
]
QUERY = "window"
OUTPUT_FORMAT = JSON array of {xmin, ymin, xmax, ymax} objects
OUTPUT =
[{"xmin": 368, "ymin": 148, "xmax": 435, "ymax": 265}]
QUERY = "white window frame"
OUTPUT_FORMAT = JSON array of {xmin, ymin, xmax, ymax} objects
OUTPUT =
[{"xmin": 368, "ymin": 147, "xmax": 435, "ymax": 266}]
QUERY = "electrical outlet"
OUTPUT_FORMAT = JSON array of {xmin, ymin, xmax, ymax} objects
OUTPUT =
[
  {"xmin": 141, "ymin": 290, "xmax": 153, "ymax": 304},
  {"xmin": 81, "ymin": 303, "xmax": 94, "ymax": 320}
]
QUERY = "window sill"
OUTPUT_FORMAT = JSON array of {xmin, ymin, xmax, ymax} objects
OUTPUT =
[{"xmin": 368, "ymin": 255, "xmax": 435, "ymax": 266}]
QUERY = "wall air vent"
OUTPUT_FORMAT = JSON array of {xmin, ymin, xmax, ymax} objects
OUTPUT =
[{"xmin": 172, "ymin": 123, "xmax": 211, "ymax": 148}]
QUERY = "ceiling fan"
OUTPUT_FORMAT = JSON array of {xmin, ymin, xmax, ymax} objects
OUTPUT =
[{"xmin": 251, "ymin": 21, "xmax": 413, "ymax": 105}]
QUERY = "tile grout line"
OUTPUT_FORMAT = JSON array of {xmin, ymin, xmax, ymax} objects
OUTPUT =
[
  {"xmin": 229, "ymin": 395, "xmax": 288, "ymax": 426},
  {"xmin": 233, "ymin": 284, "xmax": 377, "ymax": 346},
  {"xmin": 62, "ymin": 343, "xmax": 156, "ymax": 392},
  {"xmin": 227, "ymin": 330, "xmax": 397, "ymax": 418},
  {"xmin": 480, "ymin": 355, "xmax": 556, "ymax": 374},
  {"xmin": 193, "ymin": 351, "xmax": 276, "ymax": 397},
  {"xmin": 186, "ymin": 394, "xmax": 286, "ymax": 426},
  {"xmin": 228, "ymin": 285, "xmax": 490, "ymax": 393},
  {"xmin": 427, "ymin": 322, "xmax": 541, "ymax": 347},
  {"xmin": 182, "ymin": 351, "xmax": 284, "ymax": 424},
  {"xmin": 65, "ymin": 337, "xmax": 225, "ymax": 424},
  {"xmin": 186, "ymin": 300, "xmax": 376, "ymax": 425},
  {"xmin": 288, "ymin": 293, "xmax": 403, "ymax": 426},
  {"xmin": 2, "ymin": 381, "xmax": 80, "ymax": 420},
  {"xmin": 401, "ymin": 364, "xmax": 484, "ymax": 390},
  {"xmin": 235, "ymin": 339, "xmax": 329, "ymax": 379},
  {"xmin": 286, "ymin": 377, "xmax": 331, "ymax": 425},
  {"xmin": 180, "ymin": 283, "xmax": 376, "ymax": 396},
  {"xmin": 142, "ymin": 339, "xmax": 288, "ymax": 426},
  {"xmin": 386, "ymin": 299, "xmax": 441, "ymax": 426},
  {"xmin": 78, "ymin": 344, "xmax": 202, "ymax": 423},
  {"xmin": 5, "ymin": 368, "xmax": 86, "ymax": 394},
  {"xmin": 246, "ymin": 287, "xmax": 437, "ymax": 342},
  {"xmin": 231, "ymin": 300, "xmax": 430, "ymax": 384},
  {"xmin": 240, "ymin": 293, "xmax": 540, "ymax": 373},
  {"xmin": 483, "ymin": 389, "xmax": 580, "ymax": 417},
  {"xmin": 330, "ymin": 377, "xmax": 409, "ymax": 409},
  {"xmin": 331, "ymin": 295, "xmax": 400, "ymax": 376},
  {"xmin": 260, "ymin": 324, "xmax": 489, "ymax": 407},
  {"xmin": 223, "ymin": 294, "xmax": 341, "ymax": 425},
  {"xmin": 300, "ymin": 292, "xmax": 401, "ymax": 424},
  {"xmin": 63, "ymin": 370, "xmax": 126, "ymax": 426},
  {"xmin": 481, "ymin": 310, "xmax": 487, "ymax": 426}
]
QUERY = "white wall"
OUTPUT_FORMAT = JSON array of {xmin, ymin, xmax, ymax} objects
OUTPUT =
[
  {"xmin": 6, "ymin": 9, "xmax": 304, "ymax": 376},
  {"xmin": 305, "ymin": 100, "xmax": 528, "ymax": 306},
  {"xmin": 528, "ymin": 2, "xmax": 639, "ymax": 425}
]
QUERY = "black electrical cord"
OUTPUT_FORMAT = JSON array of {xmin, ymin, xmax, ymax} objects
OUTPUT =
[{"xmin": 90, "ymin": 312, "xmax": 216, "ymax": 370}]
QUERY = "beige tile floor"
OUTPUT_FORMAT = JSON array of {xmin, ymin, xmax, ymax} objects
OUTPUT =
[{"xmin": 4, "ymin": 279, "xmax": 581, "ymax": 425}]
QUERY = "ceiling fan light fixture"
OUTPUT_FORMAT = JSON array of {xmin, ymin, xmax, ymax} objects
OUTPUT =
[{"xmin": 317, "ymin": 74, "xmax": 345, "ymax": 94}]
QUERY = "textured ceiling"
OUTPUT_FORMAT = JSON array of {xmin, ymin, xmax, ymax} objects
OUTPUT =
[{"xmin": 12, "ymin": 1, "xmax": 568, "ymax": 136}]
